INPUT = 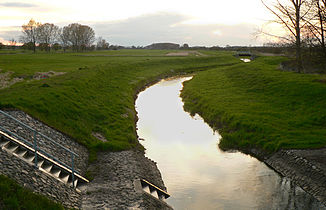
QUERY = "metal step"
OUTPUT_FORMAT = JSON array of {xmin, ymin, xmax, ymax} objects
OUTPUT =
[
  {"xmin": 38, "ymin": 160, "xmax": 45, "ymax": 168},
  {"xmin": 6, "ymin": 144, "xmax": 19, "ymax": 153},
  {"xmin": 0, "ymin": 128, "xmax": 89, "ymax": 190},
  {"xmin": 60, "ymin": 173, "xmax": 70, "ymax": 184},
  {"xmin": 50, "ymin": 166, "xmax": 61, "ymax": 178},
  {"xmin": 0, "ymin": 140, "xmax": 10, "ymax": 148},
  {"xmin": 14, "ymin": 147, "xmax": 27, "ymax": 157},
  {"xmin": 41, "ymin": 162, "xmax": 53, "ymax": 173},
  {"xmin": 22, "ymin": 151, "xmax": 36, "ymax": 163},
  {"xmin": 141, "ymin": 179, "xmax": 170, "ymax": 201},
  {"xmin": 67, "ymin": 178, "xmax": 78, "ymax": 188}
]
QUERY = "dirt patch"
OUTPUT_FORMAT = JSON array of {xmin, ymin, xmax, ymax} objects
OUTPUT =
[
  {"xmin": 165, "ymin": 51, "xmax": 205, "ymax": 57},
  {"xmin": 92, "ymin": 132, "xmax": 108, "ymax": 142},
  {"xmin": 257, "ymin": 52, "xmax": 286, "ymax": 57},
  {"xmin": 0, "ymin": 70, "xmax": 23, "ymax": 89},
  {"xmin": 33, "ymin": 71, "xmax": 66, "ymax": 80},
  {"xmin": 0, "ymin": 70, "xmax": 66, "ymax": 89}
]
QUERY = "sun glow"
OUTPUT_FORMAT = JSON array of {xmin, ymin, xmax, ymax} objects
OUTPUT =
[{"xmin": 0, "ymin": 0, "xmax": 276, "ymax": 45}]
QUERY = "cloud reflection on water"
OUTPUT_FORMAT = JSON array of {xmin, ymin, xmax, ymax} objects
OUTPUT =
[{"xmin": 136, "ymin": 77, "xmax": 325, "ymax": 210}]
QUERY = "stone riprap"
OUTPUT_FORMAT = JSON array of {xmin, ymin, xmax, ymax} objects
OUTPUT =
[
  {"xmin": 0, "ymin": 110, "xmax": 88, "ymax": 174},
  {"xmin": 0, "ymin": 148, "xmax": 81, "ymax": 209},
  {"xmin": 81, "ymin": 150, "xmax": 173, "ymax": 209},
  {"xmin": 0, "ymin": 110, "xmax": 172, "ymax": 209},
  {"xmin": 266, "ymin": 149, "xmax": 326, "ymax": 206}
]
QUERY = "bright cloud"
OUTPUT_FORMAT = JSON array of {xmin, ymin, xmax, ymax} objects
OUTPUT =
[{"xmin": 0, "ymin": 0, "xmax": 276, "ymax": 46}]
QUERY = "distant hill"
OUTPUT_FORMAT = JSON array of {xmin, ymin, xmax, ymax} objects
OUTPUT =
[{"xmin": 145, "ymin": 43, "xmax": 180, "ymax": 50}]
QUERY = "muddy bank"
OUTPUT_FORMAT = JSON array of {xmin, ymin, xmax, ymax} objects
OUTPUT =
[{"xmin": 81, "ymin": 150, "xmax": 172, "ymax": 209}]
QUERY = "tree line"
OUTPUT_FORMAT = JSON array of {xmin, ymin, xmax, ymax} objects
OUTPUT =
[
  {"xmin": 262, "ymin": 0, "xmax": 326, "ymax": 72},
  {"xmin": 20, "ymin": 19, "xmax": 109, "ymax": 52}
]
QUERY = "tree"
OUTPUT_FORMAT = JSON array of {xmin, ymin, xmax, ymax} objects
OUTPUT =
[
  {"xmin": 61, "ymin": 23, "xmax": 95, "ymax": 51},
  {"xmin": 96, "ymin": 37, "xmax": 109, "ymax": 50},
  {"xmin": 8, "ymin": 38, "xmax": 17, "ymax": 50},
  {"xmin": 305, "ymin": 0, "xmax": 326, "ymax": 56},
  {"xmin": 59, "ymin": 27, "xmax": 70, "ymax": 52},
  {"xmin": 78, "ymin": 25, "xmax": 95, "ymax": 51},
  {"xmin": 20, "ymin": 19, "xmax": 40, "ymax": 53},
  {"xmin": 262, "ymin": 0, "xmax": 312, "ymax": 72},
  {"xmin": 38, "ymin": 43, "xmax": 49, "ymax": 51},
  {"xmin": 22, "ymin": 42, "xmax": 34, "ymax": 50},
  {"xmin": 52, "ymin": 43, "xmax": 61, "ymax": 51},
  {"xmin": 182, "ymin": 43, "xmax": 189, "ymax": 49},
  {"xmin": 37, "ymin": 23, "xmax": 59, "ymax": 52}
]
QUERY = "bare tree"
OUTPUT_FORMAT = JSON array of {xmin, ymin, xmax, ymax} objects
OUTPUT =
[
  {"xmin": 59, "ymin": 27, "xmax": 70, "ymax": 52},
  {"xmin": 305, "ymin": 0, "xmax": 326, "ymax": 56},
  {"xmin": 79, "ymin": 25, "xmax": 95, "ymax": 51},
  {"xmin": 37, "ymin": 23, "xmax": 59, "ymax": 52},
  {"xmin": 262, "ymin": 0, "xmax": 312, "ymax": 72},
  {"xmin": 20, "ymin": 19, "xmax": 40, "ymax": 53},
  {"xmin": 8, "ymin": 38, "xmax": 17, "ymax": 50},
  {"xmin": 96, "ymin": 37, "xmax": 109, "ymax": 50},
  {"xmin": 61, "ymin": 23, "xmax": 95, "ymax": 51}
]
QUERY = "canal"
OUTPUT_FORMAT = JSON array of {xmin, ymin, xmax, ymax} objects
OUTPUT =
[{"xmin": 136, "ymin": 77, "xmax": 325, "ymax": 210}]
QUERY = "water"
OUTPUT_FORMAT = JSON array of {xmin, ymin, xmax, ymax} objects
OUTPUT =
[
  {"xmin": 240, "ymin": 58, "xmax": 251, "ymax": 62},
  {"xmin": 136, "ymin": 77, "xmax": 325, "ymax": 210}
]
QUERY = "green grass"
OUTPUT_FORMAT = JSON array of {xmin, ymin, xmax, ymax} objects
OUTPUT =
[
  {"xmin": 0, "ymin": 174, "xmax": 63, "ymax": 210},
  {"xmin": 1, "ymin": 49, "xmax": 326, "ymax": 208},
  {"xmin": 181, "ymin": 56, "xmax": 326, "ymax": 153},
  {"xmin": 0, "ymin": 50, "xmax": 238, "ymax": 161}
]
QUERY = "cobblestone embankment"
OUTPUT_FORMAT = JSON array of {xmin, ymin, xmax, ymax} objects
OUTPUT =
[
  {"xmin": 0, "ymin": 145, "xmax": 81, "ymax": 209},
  {"xmin": 82, "ymin": 150, "xmax": 172, "ymax": 209},
  {"xmin": 265, "ymin": 149, "xmax": 326, "ymax": 206},
  {"xmin": 0, "ymin": 110, "xmax": 89, "ymax": 173},
  {"xmin": 0, "ymin": 110, "xmax": 172, "ymax": 209}
]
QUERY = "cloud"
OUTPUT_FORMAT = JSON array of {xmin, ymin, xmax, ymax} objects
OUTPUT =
[
  {"xmin": 0, "ymin": 12, "xmax": 260, "ymax": 46},
  {"xmin": 0, "ymin": 27, "xmax": 21, "ymax": 42},
  {"xmin": 0, "ymin": 2, "xmax": 37, "ymax": 8},
  {"xmin": 91, "ymin": 13, "xmax": 260, "ymax": 47}
]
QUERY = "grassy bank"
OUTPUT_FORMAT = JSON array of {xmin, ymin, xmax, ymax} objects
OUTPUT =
[
  {"xmin": 0, "ymin": 50, "xmax": 238, "ymax": 160},
  {"xmin": 181, "ymin": 56, "xmax": 326, "ymax": 153},
  {"xmin": 0, "ymin": 175, "xmax": 63, "ymax": 209}
]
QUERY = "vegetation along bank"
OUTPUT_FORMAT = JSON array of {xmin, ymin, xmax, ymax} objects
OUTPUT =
[
  {"xmin": 0, "ymin": 50, "xmax": 237, "ymax": 208},
  {"xmin": 181, "ymin": 55, "xmax": 326, "ymax": 204},
  {"xmin": 1, "ymin": 49, "xmax": 326, "ymax": 207}
]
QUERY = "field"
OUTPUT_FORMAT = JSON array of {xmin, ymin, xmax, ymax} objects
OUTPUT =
[
  {"xmin": 182, "ymin": 55, "xmax": 326, "ymax": 153},
  {"xmin": 1, "ymin": 50, "xmax": 326, "ymax": 155},
  {"xmin": 1, "ymin": 49, "xmax": 326, "ymax": 207},
  {"xmin": 0, "ymin": 50, "xmax": 237, "ymax": 161}
]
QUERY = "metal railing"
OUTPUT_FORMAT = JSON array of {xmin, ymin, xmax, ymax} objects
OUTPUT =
[{"xmin": 0, "ymin": 110, "xmax": 78, "ymax": 187}]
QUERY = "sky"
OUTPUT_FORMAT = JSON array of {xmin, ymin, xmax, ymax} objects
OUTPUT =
[{"xmin": 0, "ymin": 0, "xmax": 277, "ymax": 46}]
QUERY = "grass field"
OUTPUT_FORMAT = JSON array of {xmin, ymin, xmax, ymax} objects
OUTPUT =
[
  {"xmin": 0, "ymin": 50, "xmax": 237, "ymax": 161},
  {"xmin": 1, "ymin": 49, "xmax": 326, "ymax": 207},
  {"xmin": 181, "ymin": 55, "xmax": 326, "ymax": 153}
]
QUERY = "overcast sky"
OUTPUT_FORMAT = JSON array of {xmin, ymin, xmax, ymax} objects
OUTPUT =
[{"xmin": 0, "ymin": 0, "xmax": 277, "ymax": 46}]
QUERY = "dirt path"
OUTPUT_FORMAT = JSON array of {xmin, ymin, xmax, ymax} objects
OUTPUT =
[{"xmin": 165, "ymin": 51, "xmax": 205, "ymax": 56}]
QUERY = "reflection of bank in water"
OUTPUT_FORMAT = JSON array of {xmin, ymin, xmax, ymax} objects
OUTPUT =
[{"xmin": 136, "ymin": 77, "xmax": 326, "ymax": 210}]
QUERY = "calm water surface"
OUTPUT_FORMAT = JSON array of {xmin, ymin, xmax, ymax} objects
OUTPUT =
[{"xmin": 136, "ymin": 77, "xmax": 325, "ymax": 210}]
